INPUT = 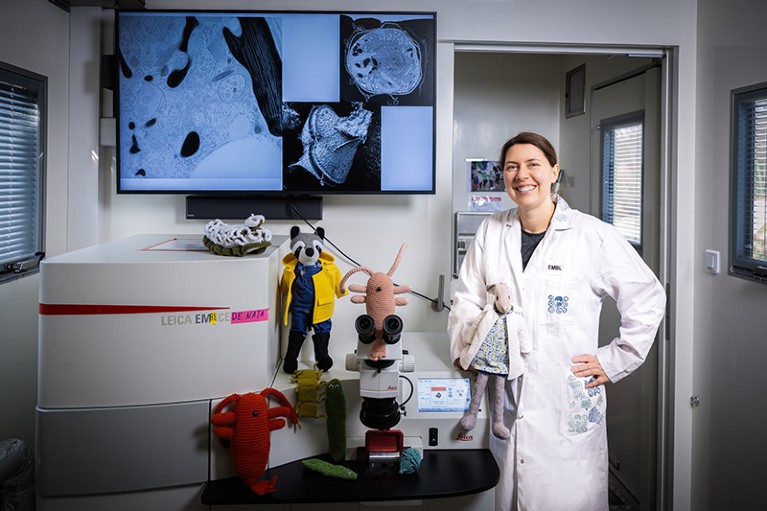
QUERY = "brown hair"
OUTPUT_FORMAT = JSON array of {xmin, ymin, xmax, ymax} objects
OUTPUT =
[{"xmin": 498, "ymin": 132, "xmax": 558, "ymax": 167}]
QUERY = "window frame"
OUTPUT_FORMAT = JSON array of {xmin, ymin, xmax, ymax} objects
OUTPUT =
[
  {"xmin": 0, "ymin": 60, "xmax": 46, "ymax": 284},
  {"xmin": 599, "ymin": 110, "xmax": 645, "ymax": 254},
  {"xmin": 730, "ymin": 82, "xmax": 767, "ymax": 283}
]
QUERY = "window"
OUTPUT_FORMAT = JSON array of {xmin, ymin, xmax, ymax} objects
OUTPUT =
[
  {"xmin": 731, "ymin": 83, "xmax": 767, "ymax": 282},
  {"xmin": 0, "ymin": 62, "xmax": 45, "ymax": 283},
  {"xmin": 601, "ymin": 112, "xmax": 644, "ymax": 251}
]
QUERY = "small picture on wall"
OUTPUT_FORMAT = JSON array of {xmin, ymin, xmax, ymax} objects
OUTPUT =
[
  {"xmin": 565, "ymin": 64, "xmax": 586, "ymax": 118},
  {"xmin": 467, "ymin": 158, "xmax": 504, "ymax": 192}
]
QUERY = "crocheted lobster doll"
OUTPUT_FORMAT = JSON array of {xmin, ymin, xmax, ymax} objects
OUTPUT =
[
  {"xmin": 456, "ymin": 282, "xmax": 530, "ymax": 440},
  {"xmin": 339, "ymin": 243, "xmax": 411, "ymax": 361},
  {"xmin": 210, "ymin": 388, "xmax": 300, "ymax": 495}
]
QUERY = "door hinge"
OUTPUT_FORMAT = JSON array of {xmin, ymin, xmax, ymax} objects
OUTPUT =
[{"xmin": 690, "ymin": 395, "xmax": 700, "ymax": 408}]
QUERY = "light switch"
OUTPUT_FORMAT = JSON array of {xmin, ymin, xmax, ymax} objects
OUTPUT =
[{"xmin": 704, "ymin": 249, "xmax": 720, "ymax": 275}]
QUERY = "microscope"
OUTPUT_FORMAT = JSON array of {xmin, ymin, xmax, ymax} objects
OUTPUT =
[{"xmin": 346, "ymin": 313, "xmax": 415, "ymax": 472}]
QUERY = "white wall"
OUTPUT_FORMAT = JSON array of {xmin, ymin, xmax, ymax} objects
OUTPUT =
[
  {"xmin": 0, "ymin": 0, "xmax": 70, "ymax": 450},
  {"xmin": 693, "ymin": 1, "xmax": 767, "ymax": 509},
  {"xmin": 1, "ymin": 1, "xmax": 704, "ymax": 510},
  {"xmin": 452, "ymin": 52, "xmax": 561, "ymax": 215}
]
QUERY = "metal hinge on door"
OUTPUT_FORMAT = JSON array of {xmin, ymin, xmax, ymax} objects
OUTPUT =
[{"xmin": 690, "ymin": 395, "xmax": 700, "ymax": 408}]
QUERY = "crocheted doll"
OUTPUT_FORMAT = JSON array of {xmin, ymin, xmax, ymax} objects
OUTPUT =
[
  {"xmin": 339, "ymin": 243, "xmax": 411, "ymax": 361},
  {"xmin": 456, "ymin": 282, "xmax": 530, "ymax": 439},
  {"xmin": 280, "ymin": 226, "xmax": 347, "ymax": 373},
  {"xmin": 210, "ymin": 389, "xmax": 299, "ymax": 495},
  {"xmin": 202, "ymin": 214, "xmax": 272, "ymax": 256},
  {"xmin": 325, "ymin": 378, "xmax": 347, "ymax": 461}
]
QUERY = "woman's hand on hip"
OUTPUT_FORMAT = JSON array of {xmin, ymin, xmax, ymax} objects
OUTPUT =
[{"xmin": 571, "ymin": 354, "xmax": 609, "ymax": 388}]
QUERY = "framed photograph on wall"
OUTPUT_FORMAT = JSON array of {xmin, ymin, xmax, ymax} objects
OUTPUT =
[
  {"xmin": 466, "ymin": 158, "xmax": 504, "ymax": 192},
  {"xmin": 565, "ymin": 64, "xmax": 586, "ymax": 118}
]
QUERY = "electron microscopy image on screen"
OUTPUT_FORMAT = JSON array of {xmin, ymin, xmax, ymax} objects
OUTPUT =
[
  {"xmin": 339, "ymin": 15, "xmax": 434, "ymax": 106},
  {"xmin": 117, "ymin": 14, "xmax": 283, "ymax": 188},
  {"xmin": 282, "ymin": 102, "xmax": 382, "ymax": 192}
]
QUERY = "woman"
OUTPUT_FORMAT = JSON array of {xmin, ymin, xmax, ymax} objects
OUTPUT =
[{"xmin": 448, "ymin": 132, "xmax": 665, "ymax": 511}]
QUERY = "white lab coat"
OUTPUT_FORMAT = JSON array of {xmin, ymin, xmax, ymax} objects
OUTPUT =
[{"xmin": 448, "ymin": 198, "xmax": 665, "ymax": 511}]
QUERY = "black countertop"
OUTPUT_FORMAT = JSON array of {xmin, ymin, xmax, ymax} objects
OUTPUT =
[{"xmin": 202, "ymin": 449, "xmax": 499, "ymax": 505}]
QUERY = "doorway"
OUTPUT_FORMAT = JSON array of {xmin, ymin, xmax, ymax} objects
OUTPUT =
[{"xmin": 452, "ymin": 47, "xmax": 669, "ymax": 511}]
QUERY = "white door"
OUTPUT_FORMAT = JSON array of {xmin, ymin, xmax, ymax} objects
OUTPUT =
[{"xmin": 590, "ymin": 65, "xmax": 663, "ymax": 510}]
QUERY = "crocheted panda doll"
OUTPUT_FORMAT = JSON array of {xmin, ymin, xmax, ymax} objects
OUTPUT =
[{"xmin": 280, "ymin": 226, "xmax": 347, "ymax": 373}]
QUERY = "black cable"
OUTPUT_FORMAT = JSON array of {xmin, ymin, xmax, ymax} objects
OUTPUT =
[
  {"xmin": 289, "ymin": 201, "xmax": 451, "ymax": 311},
  {"xmin": 398, "ymin": 374, "xmax": 415, "ymax": 409}
]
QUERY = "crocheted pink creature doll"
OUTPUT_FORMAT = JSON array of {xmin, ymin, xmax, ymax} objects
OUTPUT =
[{"xmin": 340, "ymin": 243, "xmax": 411, "ymax": 361}]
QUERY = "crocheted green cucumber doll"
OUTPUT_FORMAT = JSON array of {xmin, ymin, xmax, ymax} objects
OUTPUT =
[
  {"xmin": 302, "ymin": 458, "xmax": 357, "ymax": 480},
  {"xmin": 280, "ymin": 226, "xmax": 347, "ymax": 373},
  {"xmin": 325, "ymin": 378, "xmax": 347, "ymax": 461}
]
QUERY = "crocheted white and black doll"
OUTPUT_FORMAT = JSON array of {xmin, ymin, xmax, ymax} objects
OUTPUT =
[{"xmin": 202, "ymin": 214, "xmax": 272, "ymax": 256}]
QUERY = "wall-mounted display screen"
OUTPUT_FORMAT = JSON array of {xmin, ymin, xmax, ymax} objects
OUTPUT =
[{"xmin": 115, "ymin": 10, "xmax": 436, "ymax": 195}]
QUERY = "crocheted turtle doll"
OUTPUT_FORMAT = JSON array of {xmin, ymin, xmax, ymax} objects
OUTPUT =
[
  {"xmin": 456, "ymin": 282, "xmax": 530, "ymax": 440},
  {"xmin": 280, "ymin": 226, "xmax": 347, "ymax": 373}
]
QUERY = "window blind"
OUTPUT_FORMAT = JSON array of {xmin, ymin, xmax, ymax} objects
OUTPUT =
[
  {"xmin": 602, "ymin": 121, "xmax": 643, "ymax": 246},
  {"xmin": 0, "ymin": 78, "xmax": 41, "ymax": 269},
  {"xmin": 737, "ymin": 97, "xmax": 767, "ymax": 263}
]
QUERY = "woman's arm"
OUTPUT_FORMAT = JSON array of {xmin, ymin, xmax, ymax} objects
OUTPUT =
[{"xmin": 592, "ymin": 227, "xmax": 666, "ymax": 383}]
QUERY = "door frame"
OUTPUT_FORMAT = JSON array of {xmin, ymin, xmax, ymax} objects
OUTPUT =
[
  {"xmin": 590, "ymin": 63, "xmax": 662, "ymax": 509},
  {"xmin": 453, "ymin": 42, "xmax": 675, "ymax": 510}
]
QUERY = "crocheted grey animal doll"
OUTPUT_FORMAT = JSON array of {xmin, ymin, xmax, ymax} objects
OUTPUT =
[
  {"xmin": 458, "ymin": 282, "xmax": 529, "ymax": 440},
  {"xmin": 280, "ymin": 226, "xmax": 346, "ymax": 373}
]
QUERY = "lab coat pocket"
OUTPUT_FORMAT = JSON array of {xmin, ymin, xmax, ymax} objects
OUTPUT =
[
  {"xmin": 564, "ymin": 371, "xmax": 606, "ymax": 435},
  {"xmin": 541, "ymin": 278, "xmax": 578, "ymax": 329}
]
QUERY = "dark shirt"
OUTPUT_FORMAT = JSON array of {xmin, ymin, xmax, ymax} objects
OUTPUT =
[{"xmin": 521, "ymin": 230, "xmax": 546, "ymax": 270}]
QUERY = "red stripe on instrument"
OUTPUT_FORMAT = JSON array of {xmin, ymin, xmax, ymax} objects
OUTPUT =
[{"xmin": 39, "ymin": 304, "xmax": 229, "ymax": 315}]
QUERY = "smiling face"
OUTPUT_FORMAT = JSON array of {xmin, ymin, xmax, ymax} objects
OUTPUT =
[{"xmin": 503, "ymin": 143, "xmax": 560, "ymax": 214}]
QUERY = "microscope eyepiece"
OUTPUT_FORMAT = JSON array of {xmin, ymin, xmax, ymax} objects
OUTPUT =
[
  {"xmin": 355, "ymin": 314, "xmax": 376, "ymax": 344},
  {"xmin": 382, "ymin": 314, "xmax": 402, "ymax": 345}
]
